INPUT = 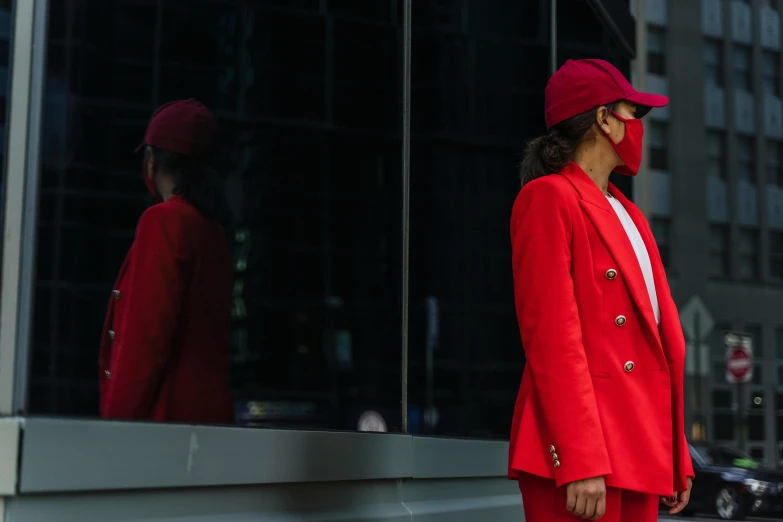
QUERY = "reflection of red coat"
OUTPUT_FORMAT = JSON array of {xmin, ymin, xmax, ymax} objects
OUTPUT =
[
  {"xmin": 508, "ymin": 162, "xmax": 693, "ymax": 496},
  {"xmin": 99, "ymin": 195, "xmax": 233, "ymax": 424}
]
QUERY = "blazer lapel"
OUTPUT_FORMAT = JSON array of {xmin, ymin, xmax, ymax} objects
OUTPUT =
[
  {"xmin": 611, "ymin": 187, "xmax": 683, "ymax": 363},
  {"xmin": 560, "ymin": 163, "xmax": 663, "ymax": 352}
]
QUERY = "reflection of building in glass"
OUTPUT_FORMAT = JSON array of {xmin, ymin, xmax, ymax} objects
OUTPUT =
[
  {"xmin": 639, "ymin": 0, "xmax": 783, "ymax": 467},
  {"xmin": 34, "ymin": 1, "xmax": 404, "ymax": 425},
  {"xmin": 32, "ymin": 0, "xmax": 638, "ymax": 438},
  {"xmin": 407, "ymin": 0, "xmax": 636, "ymax": 438}
]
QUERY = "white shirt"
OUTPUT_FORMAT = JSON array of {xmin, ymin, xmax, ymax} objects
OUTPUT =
[{"xmin": 606, "ymin": 195, "xmax": 661, "ymax": 325}]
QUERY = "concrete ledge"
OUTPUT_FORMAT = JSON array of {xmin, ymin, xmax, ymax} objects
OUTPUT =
[
  {"xmin": 411, "ymin": 437, "xmax": 508, "ymax": 479},
  {"xmin": 6, "ymin": 478, "xmax": 523, "ymax": 522},
  {"xmin": 19, "ymin": 418, "xmax": 412, "ymax": 493},
  {"xmin": 18, "ymin": 419, "xmax": 509, "ymax": 493}
]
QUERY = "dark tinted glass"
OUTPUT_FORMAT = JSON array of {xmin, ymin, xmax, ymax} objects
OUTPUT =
[
  {"xmin": 407, "ymin": 0, "xmax": 634, "ymax": 438},
  {"xmin": 33, "ymin": 0, "xmax": 403, "ymax": 431}
]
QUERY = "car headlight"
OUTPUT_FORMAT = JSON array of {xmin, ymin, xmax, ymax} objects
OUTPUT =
[{"xmin": 745, "ymin": 479, "xmax": 776, "ymax": 495}]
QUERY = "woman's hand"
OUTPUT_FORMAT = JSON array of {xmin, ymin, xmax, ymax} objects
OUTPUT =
[
  {"xmin": 661, "ymin": 477, "xmax": 693, "ymax": 515},
  {"xmin": 567, "ymin": 476, "xmax": 606, "ymax": 520}
]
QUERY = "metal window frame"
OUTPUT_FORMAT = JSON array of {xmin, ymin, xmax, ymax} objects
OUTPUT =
[{"xmin": 0, "ymin": 0, "xmax": 47, "ymax": 416}]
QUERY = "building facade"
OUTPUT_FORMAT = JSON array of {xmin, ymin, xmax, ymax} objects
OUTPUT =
[
  {"xmin": 0, "ymin": 1, "xmax": 640, "ymax": 520},
  {"xmin": 639, "ymin": 0, "xmax": 783, "ymax": 466}
]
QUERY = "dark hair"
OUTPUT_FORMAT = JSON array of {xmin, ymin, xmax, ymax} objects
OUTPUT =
[
  {"xmin": 519, "ymin": 101, "xmax": 619, "ymax": 186},
  {"xmin": 150, "ymin": 146, "xmax": 225, "ymax": 220}
]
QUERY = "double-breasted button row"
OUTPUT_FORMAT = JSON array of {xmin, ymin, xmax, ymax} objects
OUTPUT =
[
  {"xmin": 605, "ymin": 268, "xmax": 617, "ymax": 280},
  {"xmin": 104, "ymin": 369, "xmax": 112, "ymax": 379},
  {"xmin": 549, "ymin": 445, "xmax": 560, "ymax": 468},
  {"xmin": 112, "ymin": 290, "xmax": 122, "ymax": 300},
  {"xmin": 108, "ymin": 330, "xmax": 116, "ymax": 340},
  {"xmin": 624, "ymin": 361, "xmax": 635, "ymax": 373},
  {"xmin": 615, "ymin": 315, "xmax": 626, "ymax": 327}
]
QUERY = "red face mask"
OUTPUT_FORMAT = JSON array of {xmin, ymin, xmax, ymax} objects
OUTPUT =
[
  {"xmin": 605, "ymin": 110, "xmax": 644, "ymax": 176},
  {"xmin": 141, "ymin": 150, "xmax": 162, "ymax": 202}
]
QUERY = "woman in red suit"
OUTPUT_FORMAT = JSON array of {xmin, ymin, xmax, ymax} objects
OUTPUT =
[
  {"xmin": 509, "ymin": 59, "xmax": 693, "ymax": 521},
  {"xmin": 99, "ymin": 99, "xmax": 234, "ymax": 425}
]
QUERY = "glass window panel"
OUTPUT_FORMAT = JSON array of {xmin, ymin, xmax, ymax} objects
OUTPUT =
[
  {"xmin": 648, "ymin": 27, "xmax": 666, "ymax": 53},
  {"xmin": 652, "ymin": 218, "xmax": 671, "ymax": 269},
  {"xmin": 767, "ymin": 141, "xmax": 782, "ymax": 186},
  {"xmin": 777, "ymin": 328, "xmax": 783, "ymax": 359},
  {"xmin": 733, "ymin": 46, "xmax": 753, "ymax": 91},
  {"xmin": 713, "ymin": 389, "xmax": 733, "ymax": 408},
  {"xmin": 749, "ymin": 414, "xmax": 766, "ymax": 441},
  {"xmin": 649, "ymin": 122, "xmax": 668, "ymax": 148},
  {"xmin": 709, "ymin": 226, "xmax": 730, "ymax": 278},
  {"xmin": 708, "ymin": 132, "xmax": 725, "ymax": 156},
  {"xmin": 745, "ymin": 324, "xmax": 763, "ymax": 358},
  {"xmin": 704, "ymin": 39, "xmax": 724, "ymax": 86},
  {"xmin": 739, "ymin": 228, "xmax": 760, "ymax": 280},
  {"xmin": 714, "ymin": 363, "xmax": 728, "ymax": 383},
  {"xmin": 647, "ymin": 27, "xmax": 666, "ymax": 75},
  {"xmin": 33, "ymin": 0, "xmax": 404, "ymax": 431},
  {"xmin": 714, "ymin": 413, "xmax": 735, "ymax": 440},
  {"xmin": 772, "ymin": 233, "xmax": 783, "ymax": 279},
  {"xmin": 764, "ymin": 52, "xmax": 780, "ymax": 95},
  {"xmin": 711, "ymin": 321, "xmax": 733, "ymax": 359},
  {"xmin": 707, "ymin": 133, "xmax": 726, "ymax": 179}
]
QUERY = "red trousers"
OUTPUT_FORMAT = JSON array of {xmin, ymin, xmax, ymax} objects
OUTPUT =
[{"xmin": 519, "ymin": 474, "xmax": 659, "ymax": 522}]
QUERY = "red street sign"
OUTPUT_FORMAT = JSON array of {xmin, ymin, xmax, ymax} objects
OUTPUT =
[{"xmin": 725, "ymin": 332, "xmax": 753, "ymax": 384}]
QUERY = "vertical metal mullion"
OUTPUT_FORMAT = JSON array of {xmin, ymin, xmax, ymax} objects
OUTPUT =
[
  {"xmin": 0, "ymin": 0, "xmax": 48, "ymax": 415},
  {"xmin": 550, "ymin": 0, "xmax": 557, "ymax": 75},
  {"xmin": 15, "ymin": 0, "xmax": 48, "ymax": 414},
  {"xmin": 400, "ymin": 0, "xmax": 411, "ymax": 435}
]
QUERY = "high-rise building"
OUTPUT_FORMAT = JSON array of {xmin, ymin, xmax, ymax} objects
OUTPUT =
[{"xmin": 638, "ymin": 0, "xmax": 783, "ymax": 467}]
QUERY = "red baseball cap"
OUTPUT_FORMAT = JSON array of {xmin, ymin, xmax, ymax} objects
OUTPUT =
[
  {"xmin": 135, "ymin": 98, "xmax": 219, "ymax": 159},
  {"xmin": 544, "ymin": 59, "xmax": 668, "ymax": 129}
]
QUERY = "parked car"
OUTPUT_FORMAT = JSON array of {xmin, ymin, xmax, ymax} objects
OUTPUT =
[{"xmin": 682, "ymin": 442, "xmax": 783, "ymax": 519}]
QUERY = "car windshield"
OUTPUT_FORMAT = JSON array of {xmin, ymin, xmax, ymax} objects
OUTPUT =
[{"xmin": 691, "ymin": 445, "xmax": 762, "ymax": 469}]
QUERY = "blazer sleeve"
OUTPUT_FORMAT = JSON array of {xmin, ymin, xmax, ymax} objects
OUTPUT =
[
  {"xmin": 103, "ymin": 205, "xmax": 187, "ymax": 419},
  {"xmin": 511, "ymin": 180, "xmax": 612, "ymax": 487}
]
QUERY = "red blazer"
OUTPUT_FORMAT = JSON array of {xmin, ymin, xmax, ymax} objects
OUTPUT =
[
  {"xmin": 99, "ymin": 195, "xmax": 234, "ymax": 424},
  {"xmin": 508, "ymin": 162, "xmax": 693, "ymax": 496}
]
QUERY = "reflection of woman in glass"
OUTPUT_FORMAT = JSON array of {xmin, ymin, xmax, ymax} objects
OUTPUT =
[
  {"xmin": 99, "ymin": 99, "xmax": 234, "ymax": 424},
  {"xmin": 508, "ymin": 60, "xmax": 693, "ymax": 521}
]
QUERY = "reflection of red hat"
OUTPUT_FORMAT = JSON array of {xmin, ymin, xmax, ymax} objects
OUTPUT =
[
  {"xmin": 135, "ymin": 99, "xmax": 218, "ymax": 159},
  {"xmin": 544, "ymin": 59, "xmax": 668, "ymax": 129}
]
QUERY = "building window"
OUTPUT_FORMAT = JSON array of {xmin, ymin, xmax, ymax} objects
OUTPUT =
[
  {"xmin": 746, "ymin": 324, "xmax": 764, "ymax": 358},
  {"xmin": 772, "ymin": 231, "xmax": 783, "ymax": 279},
  {"xmin": 733, "ymin": 46, "xmax": 753, "ymax": 91},
  {"xmin": 762, "ymin": 0, "xmax": 779, "ymax": 9},
  {"xmin": 764, "ymin": 52, "xmax": 781, "ymax": 96},
  {"xmin": 649, "ymin": 122, "xmax": 669, "ymax": 170},
  {"xmin": 707, "ymin": 132, "xmax": 727, "ymax": 179},
  {"xmin": 704, "ymin": 39, "xmax": 725, "ymax": 87},
  {"xmin": 767, "ymin": 140, "xmax": 783, "ymax": 186},
  {"xmin": 648, "ymin": 27, "xmax": 666, "ymax": 76},
  {"xmin": 709, "ymin": 225, "xmax": 730, "ymax": 278},
  {"xmin": 738, "ymin": 136, "xmax": 756, "ymax": 182},
  {"xmin": 739, "ymin": 228, "xmax": 760, "ymax": 280},
  {"xmin": 652, "ymin": 218, "xmax": 671, "ymax": 269}
]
